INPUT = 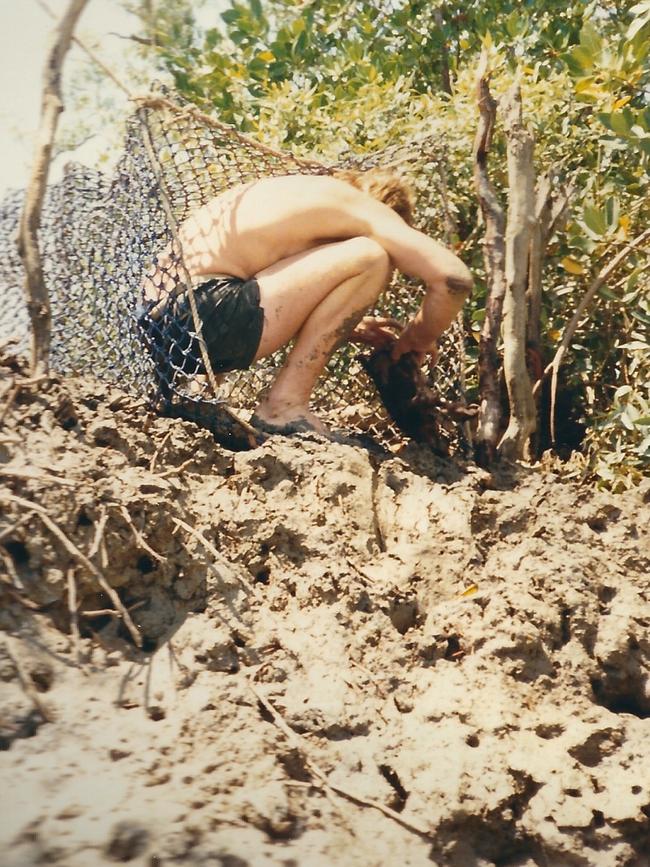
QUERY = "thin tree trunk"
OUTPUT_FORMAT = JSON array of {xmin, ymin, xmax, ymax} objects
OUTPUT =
[
  {"xmin": 433, "ymin": 7, "xmax": 452, "ymax": 95},
  {"xmin": 527, "ymin": 173, "xmax": 552, "ymax": 354},
  {"xmin": 472, "ymin": 59, "xmax": 507, "ymax": 467},
  {"xmin": 17, "ymin": 0, "xmax": 89, "ymax": 376},
  {"xmin": 527, "ymin": 171, "xmax": 573, "ymax": 353},
  {"xmin": 498, "ymin": 82, "xmax": 537, "ymax": 461}
]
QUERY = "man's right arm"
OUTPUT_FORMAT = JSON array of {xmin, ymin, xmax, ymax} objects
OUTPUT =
[{"xmin": 362, "ymin": 206, "xmax": 473, "ymax": 358}]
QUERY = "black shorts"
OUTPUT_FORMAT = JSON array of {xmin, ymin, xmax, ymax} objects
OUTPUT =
[{"xmin": 137, "ymin": 276, "xmax": 265, "ymax": 377}]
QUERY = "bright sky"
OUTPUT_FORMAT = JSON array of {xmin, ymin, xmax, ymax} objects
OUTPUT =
[
  {"xmin": 0, "ymin": 1, "xmax": 144, "ymax": 195},
  {"xmin": 0, "ymin": 1, "xmax": 220, "ymax": 197}
]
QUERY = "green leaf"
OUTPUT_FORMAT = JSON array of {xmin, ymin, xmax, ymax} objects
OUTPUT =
[
  {"xmin": 221, "ymin": 8, "xmax": 241, "ymax": 25},
  {"xmin": 608, "ymin": 111, "xmax": 633, "ymax": 136},
  {"xmin": 565, "ymin": 45, "xmax": 595, "ymax": 74},
  {"xmin": 604, "ymin": 196, "xmax": 620, "ymax": 231},
  {"xmin": 582, "ymin": 203, "xmax": 607, "ymax": 237},
  {"xmin": 579, "ymin": 22, "xmax": 603, "ymax": 56}
]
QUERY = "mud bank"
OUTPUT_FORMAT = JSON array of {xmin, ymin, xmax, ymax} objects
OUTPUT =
[{"xmin": 1, "ymin": 362, "xmax": 649, "ymax": 867}]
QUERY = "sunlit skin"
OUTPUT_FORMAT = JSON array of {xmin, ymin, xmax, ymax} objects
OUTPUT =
[{"xmin": 146, "ymin": 174, "xmax": 473, "ymax": 434}]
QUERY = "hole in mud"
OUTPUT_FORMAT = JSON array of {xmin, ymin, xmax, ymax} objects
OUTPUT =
[
  {"xmin": 590, "ymin": 677, "xmax": 650, "ymax": 719},
  {"xmin": 591, "ymin": 810, "xmax": 605, "ymax": 828},
  {"xmin": 257, "ymin": 700, "xmax": 274, "ymax": 724},
  {"xmin": 564, "ymin": 788, "xmax": 581, "ymax": 798},
  {"xmin": 0, "ymin": 709, "xmax": 43, "ymax": 750},
  {"xmin": 59, "ymin": 415, "xmax": 78, "ymax": 431},
  {"xmin": 76, "ymin": 510, "xmax": 92, "ymax": 527},
  {"xmin": 444, "ymin": 635, "xmax": 462, "ymax": 661},
  {"xmin": 559, "ymin": 608, "xmax": 571, "ymax": 645},
  {"xmin": 137, "ymin": 555, "xmax": 155, "ymax": 574},
  {"xmin": 465, "ymin": 733, "xmax": 480, "ymax": 748},
  {"xmin": 140, "ymin": 636, "xmax": 158, "ymax": 653},
  {"xmin": 598, "ymin": 586, "xmax": 617, "ymax": 604},
  {"xmin": 29, "ymin": 664, "xmax": 54, "ymax": 693},
  {"xmin": 4, "ymin": 540, "xmax": 29, "ymax": 566},
  {"xmin": 388, "ymin": 598, "xmax": 418, "ymax": 635},
  {"xmin": 378, "ymin": 763, "xmax": 408, "ymax": 812},
  {"xmin": 278, "ymin": 748, "xmax": 310, "ymax": 782},
  {"xmin": 147, "ymin": 706, "xmax": 166, "ymax": 722},
  {"xmin": 255, "ymin": 567, "xmax": 270, "ymax": 585},
  {"xmin": 632, "ymin": 785, "xmax": 642, "ymax": 795}
]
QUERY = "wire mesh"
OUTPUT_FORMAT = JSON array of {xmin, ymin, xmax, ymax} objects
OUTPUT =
[{"xmin": 0, "ymin": 91, "xmax": 467, "ymax": 449}]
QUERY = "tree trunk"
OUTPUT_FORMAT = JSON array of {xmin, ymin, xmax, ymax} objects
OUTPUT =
[
  {"xmin": 498, "ymin": 82, "xmax": 537, "ymax": 461},
  {"xmin": 433, "ymin": 7, "xmax": 453, "ymax": 95},
  {"xmin": 17, "ymin": 0, "xmax": 89, "ymax": 376},
  {"xmin": 472, "ymin": 63, "xmax": 507, "ymax": 467},
  {"xmin": 527, "ymin": 170, "xmax": 573, "ymax": 353}
]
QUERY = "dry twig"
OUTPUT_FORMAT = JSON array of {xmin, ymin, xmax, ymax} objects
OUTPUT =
[
  {"xmin": 0, "ymin": 494, "xmax": 141, "ymax": 647},
  {"xmin": 19, "ymin": 0, "xmax": 90, "ymax": 374},
  {"xmin": 248, "ymin": 683, "xmax": 433, "ymax": 840},
  {"xmin": 0, "ymin": 513, "xmax": 31, "ymax": 544},
  {"xmin": 149, "ymin": 429, "xmax": 173, "ymax": 472},
  {"xmin": 118, "ymin": 505, "xmax": 165, "ymax": 564},
  {"xmin": 173, "ymin": 517, "xmax": 255, "ymax": 593},
  {"xmin": 80, "ymin": 600, "xmax": 147, "ymax": 618},
  {"xmin": 159, "ymin": 457, "xmax": 195, "ymax": 478},
  {"xmin": 3, "ymin": 636, "xmax": 54, "ymax": 722},
  {"xmin": 0, "ymin": 385, "xmax": 19, "ymax": 426},
  {"xmin": 0, "ymin": 466, "xmax": 79, "ymax": 487},
  {"xmin": 66, "ymin": 568, "xmax": 82, "ymax": 664},
  {"xmin": 88, "ymin": 508, "xmax": 108, "ymax": 561}
]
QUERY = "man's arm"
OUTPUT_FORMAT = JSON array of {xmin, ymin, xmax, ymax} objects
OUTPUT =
[{"xmin": 358, "ymin": 202, "xmax": 473, "ymax": 359}]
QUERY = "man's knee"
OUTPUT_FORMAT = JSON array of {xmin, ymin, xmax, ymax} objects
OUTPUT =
[{"xmin": 347, "ymin": 236, "xmax": 391, "ymax": 277}]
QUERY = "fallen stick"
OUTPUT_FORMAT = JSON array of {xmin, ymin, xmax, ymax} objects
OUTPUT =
[
  {"xmin": 119, "ymin": 505, "xmax": 165, "ymax": 564},
  {"xmin": 149, "ymin": 429, "xmax": 173, "ymax": 472},
  {"xmin": 173, "ymin": 517, "xmax": 255, "ymax": 594},
  {"xmin": 0, "ymin": 467, "xmax": 79, "ymax": 487},
  {"xmin": 3, "ymin": 636, "xmax": 54, "ymax": 722},
  {"xmin": 248, "ymin": 682, "xmax": 433, "ymax": 841},
  {"xmin": 0, "ymin": 494, "xmax": 141, "ymax": 647},
  {"xmin": 80, "ymin": 600, "xmax": 147, "ymax": 618},
  {"xmin": 0, "ymin": 385, "xmax": 19, "ymax": 426},
  {"xmin": 87, "ymin": 508, "xmax": 108, "ymax": 560},
  {"xmin": 66, "ymin": 568, "xmax": 82, "ymax": 665}
]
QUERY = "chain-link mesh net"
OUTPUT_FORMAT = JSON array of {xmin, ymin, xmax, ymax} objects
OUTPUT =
[{"xmin": 0, "ymin": 92, "xmax": 467, "ymax": 449}]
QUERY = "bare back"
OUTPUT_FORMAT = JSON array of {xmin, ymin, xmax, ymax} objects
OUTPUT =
[{"xmin": 175, "ymin": 174, "xmax": 376, "ymax": 281}]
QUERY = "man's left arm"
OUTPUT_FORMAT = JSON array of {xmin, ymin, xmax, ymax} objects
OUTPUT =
[{"xmin": 365, "ymin": 212, "xmax": 473, "ymax": 360}]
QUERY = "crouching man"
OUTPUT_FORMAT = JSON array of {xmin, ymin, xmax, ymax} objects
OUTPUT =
[{"xmin": 140, "ymin": 169, "xmax": 473, "ymax": 437}]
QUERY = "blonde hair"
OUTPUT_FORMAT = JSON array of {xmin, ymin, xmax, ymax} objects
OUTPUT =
[{"xmin": 333, "ymin": 168, "xmax": 415, "ymax": 225}]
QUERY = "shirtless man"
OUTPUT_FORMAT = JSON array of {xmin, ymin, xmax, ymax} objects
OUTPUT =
[{"xmin": 141, "ymin": 170, "xmax": 472, "ymax": 436}]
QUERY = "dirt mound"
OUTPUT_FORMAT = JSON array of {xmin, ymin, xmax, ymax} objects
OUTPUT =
[{"xmin": 1, "ymin": 358, "xmax": 649, "ymax": 867}]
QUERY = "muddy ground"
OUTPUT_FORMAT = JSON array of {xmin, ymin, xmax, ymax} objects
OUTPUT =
[{"xmin": 0, "ymin": 357, "xmax": 649, "ymax": 867}]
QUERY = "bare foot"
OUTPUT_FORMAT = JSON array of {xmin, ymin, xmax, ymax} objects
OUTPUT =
[{"xmin": 253, "ymin": 402, "xmax": 329, "ymax": 435}]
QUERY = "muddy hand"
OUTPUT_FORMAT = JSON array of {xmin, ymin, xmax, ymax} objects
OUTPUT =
[{"xmin": 350, "ymin": 316, "xmax": 404, "ymax": 349}]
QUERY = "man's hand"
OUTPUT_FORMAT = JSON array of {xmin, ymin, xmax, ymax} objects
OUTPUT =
[
  {"xmin": 350, "ymin": 316, "xmax": 403, "ymax": 350},
  {"xmin": 391, "ymin": 322, "xmax": 439, "ymax": 367}
]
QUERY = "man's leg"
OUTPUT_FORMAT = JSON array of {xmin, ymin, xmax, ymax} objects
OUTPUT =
[{"xmin": 252, "ymin": 237, "xmax": 391, "ymax": 432}]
